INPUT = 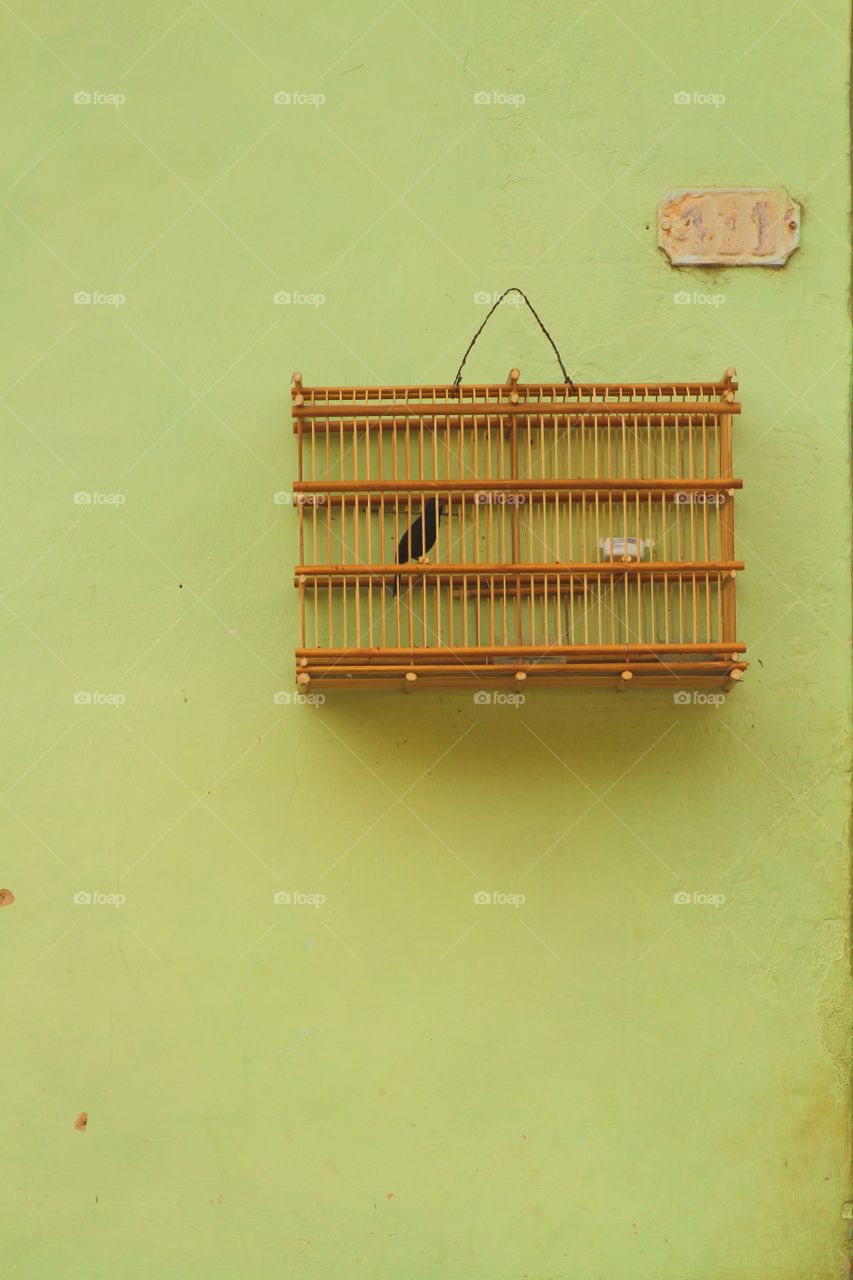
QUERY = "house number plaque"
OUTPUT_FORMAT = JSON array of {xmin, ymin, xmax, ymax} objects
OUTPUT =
[{"xmin": 658, "ymin": 188, "xmax": 800, "ymax": 266}]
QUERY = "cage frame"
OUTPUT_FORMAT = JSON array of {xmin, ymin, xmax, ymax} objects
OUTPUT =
[{"xmin": 291, "ymin": 368, "xmax": 746, "ymax": 693}]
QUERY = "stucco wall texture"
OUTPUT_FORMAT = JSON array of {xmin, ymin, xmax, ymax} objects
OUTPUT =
[{"xmin": 1, "ymin": 1, "xmax": 850, "ymax": 1277}]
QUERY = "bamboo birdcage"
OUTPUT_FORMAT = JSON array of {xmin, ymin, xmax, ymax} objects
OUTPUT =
[{"xmin": 290, "ymin": 367, "xmax": 746, "ymax": 693}]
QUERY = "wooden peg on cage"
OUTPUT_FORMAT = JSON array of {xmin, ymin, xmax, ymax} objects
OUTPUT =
[
  {"xmin": 514, "ymin": 669, "xmax": 527, "ymax": 683},
  {"xmin": 721, "ymin": 367, "xmax": 738, "ymax": 401},
  {"xmin": 404, "ymin": 671, "xmax": 418, "ymax": 692},
  {"xmin": 617, "ymin": 670, "xmax": 633, "ymax": 691},
  {"xmin": 507, "ymin": 368, "xmax": 520, "ymax": 405},
  {"xmin": 297, "ymin": 672, "xmax": 311, "ymax": 689},
  {"xmin": 723, "ymin": 668, "xmax": 744, "ymax": 692},
  {"xmin": 292, "ymin": 371, "xmax": 304, "ymax": 408}
]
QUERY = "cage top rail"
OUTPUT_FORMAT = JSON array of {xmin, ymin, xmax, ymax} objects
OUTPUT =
[{"xmin": 291, "ymin": 368, "xmax": 740, "ymax": 411}]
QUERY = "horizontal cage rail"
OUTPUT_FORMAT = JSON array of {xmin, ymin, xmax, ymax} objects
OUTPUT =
[
  {"xmin": 295, "ymin": 561, "xmax": 743, "ymax": 579},
  {"xmin": 293, "ymin": 479, "xmax": 740, "ymax": 494},
  {"xmin": 306, "ymin": 493, "xmax": 735, "ymax": 508},
  {"xmin": 293, "ymin": 401, "xmax": 740, "ymax": 423},
  {"xmin": 301, "ymin": 661, "xmax": 746, "ymax": 676},
  {"xmin": 297, "ymin": 644, "xmax": 747, "ymax": 658}
]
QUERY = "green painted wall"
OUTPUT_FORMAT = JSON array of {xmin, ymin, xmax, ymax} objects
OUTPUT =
[{"xmin": 2, "ymin": 1, "xmax": 850, "ymax": 1276}]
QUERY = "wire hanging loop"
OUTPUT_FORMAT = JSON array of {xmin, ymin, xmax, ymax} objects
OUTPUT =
[{"xmin": 451, "ymin": 288, "xmax": 575, "ymax": 390}]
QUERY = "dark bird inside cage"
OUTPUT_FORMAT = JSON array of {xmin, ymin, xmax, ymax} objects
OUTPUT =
[{"xmin": 392, "ymin": 499, "xmax": 445, "ymax": 595}]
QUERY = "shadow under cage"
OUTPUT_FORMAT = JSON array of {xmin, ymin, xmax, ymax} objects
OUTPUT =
[{"xmin": 291, "ymin": 368, "xmax": 746, "ymax": 692}]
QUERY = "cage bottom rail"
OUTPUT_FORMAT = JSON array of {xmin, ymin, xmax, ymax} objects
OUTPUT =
[{"xmin": 294, "ymin": 648, "xmax": 747, "ymax": 692}]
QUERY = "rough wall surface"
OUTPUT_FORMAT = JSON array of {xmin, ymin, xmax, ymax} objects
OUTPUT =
[{"xmin": 1, "ymin": 1, "xmax": 850, "ymax": 1277}]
